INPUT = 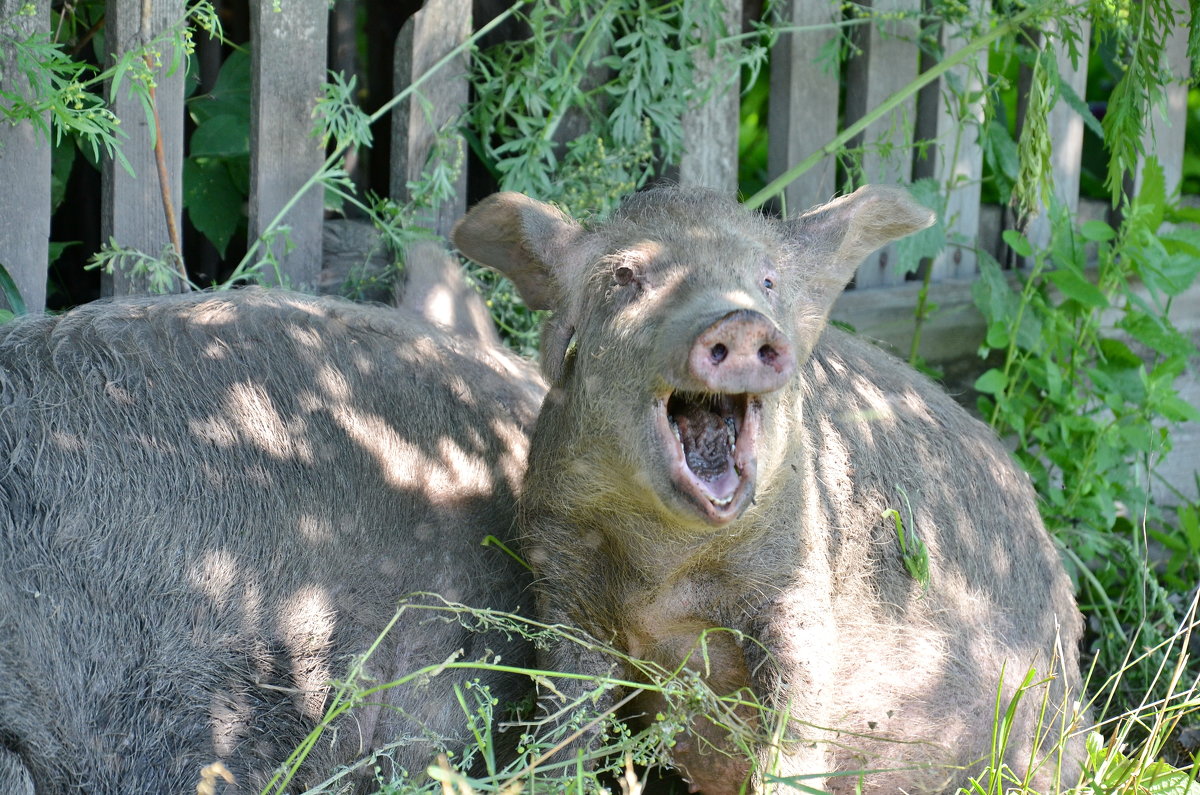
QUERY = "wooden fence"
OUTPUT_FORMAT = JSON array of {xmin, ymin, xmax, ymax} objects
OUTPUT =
[{"xmin": 0, "ymin": 0, "xmax": 1194, "ymax": 331}]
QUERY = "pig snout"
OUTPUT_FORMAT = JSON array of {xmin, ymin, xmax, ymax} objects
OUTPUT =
[{"xmin": 687, "ymin": 309, "xmax": 795, "ymax": 394}]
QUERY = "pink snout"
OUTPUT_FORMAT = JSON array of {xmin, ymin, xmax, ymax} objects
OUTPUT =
[{"xmin": 687, "ymin": 309, "xmax": 795, "ymax": 394}]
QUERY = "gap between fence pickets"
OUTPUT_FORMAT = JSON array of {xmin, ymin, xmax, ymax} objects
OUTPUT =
[{"xmin": 0, "ymin": 0, "xmax": 51, "ymax": 313}]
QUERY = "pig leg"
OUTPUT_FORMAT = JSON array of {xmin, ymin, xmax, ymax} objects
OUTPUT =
[
  {"xmin": 534, "ymin": 620, "xmax": 625, "ymax": 768},
  {"xmin": 745, "ymin": 594, "xmax": 839, "ymax": 793}
]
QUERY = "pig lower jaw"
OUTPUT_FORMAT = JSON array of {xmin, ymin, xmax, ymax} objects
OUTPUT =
[{"xmin": 656, "ymin": 393, "xmax": 759, "ymax": 526}]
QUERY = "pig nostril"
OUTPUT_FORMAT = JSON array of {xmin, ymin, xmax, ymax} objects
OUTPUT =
[
  {"xmin": 711, "ymin": 344, "xmax": 728, "ymax": 364},
  {"xmin": 758, "ymin": 345, "xmax": 777, "ymax": 366}
]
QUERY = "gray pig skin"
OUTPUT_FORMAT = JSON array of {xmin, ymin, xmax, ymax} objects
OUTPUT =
[{"xmin": 0, "ymin": 289, "xmax": 543, "ymax": 793}]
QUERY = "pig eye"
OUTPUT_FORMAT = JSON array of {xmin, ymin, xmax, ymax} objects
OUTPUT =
[
  {"xmin": 763, "ymin": 277, "xmax": 775, "ymax": 290},
  {"xmin": 614, "ymin": 264, "xmax": 637, "ymax": 286}
]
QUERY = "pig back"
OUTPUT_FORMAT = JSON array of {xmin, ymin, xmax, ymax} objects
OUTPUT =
[
  {"xmin": 0, "ymin": 289, "xmax": 542, "ymax": 793},
  {"xmin": 789, "ymin": 326, "xmax": 1084, "ymax": 789}
]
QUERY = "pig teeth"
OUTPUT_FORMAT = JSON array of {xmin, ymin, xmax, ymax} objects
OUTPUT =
[
  {"xmin": 724, "ymin": 416, "xmax": 736, "ymax": 452},
  {"xmin": 669, "ymin": 415, "xmax": 682, "ymax": 443},
  {"xmin": 711, "ymin": 493, "xmax": 734, "ymax": 506}
]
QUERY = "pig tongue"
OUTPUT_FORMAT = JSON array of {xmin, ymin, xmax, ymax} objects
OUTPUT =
[{"xmin": 669, "ymin": 396, "xmax": 739, "ymax": 504}]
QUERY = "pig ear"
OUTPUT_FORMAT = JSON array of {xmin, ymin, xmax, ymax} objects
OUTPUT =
[
  {"xmin": 789, "ymin": 184, "xmax": 935, "ymax": 302},
  {"xmin": 452, "ymin": 192, "xmax": 584, "ymax": 311}
]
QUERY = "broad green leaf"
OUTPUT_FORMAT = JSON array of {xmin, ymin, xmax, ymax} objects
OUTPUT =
[
  {"xmin": 1047, "ymin": 268, "xmax": 1108, "ymax": 308},
  {"xmin": 1160, "ymin": 394, "xmax": 1200, "ymax": 423},
  {"xmin": 1133, "ymin": 155, "xmax": 1166, "ymax": 232},
  {"xmin": 1120, "ymin": 313, "xmax": 1197, "ymax": 359},
  {"xmin": 1080, "ymin": 220, "xmax": 1116, "ymax": 241},
  {"xmin": 972, "ymin": 252, "xmax": 1020, "ymax": 327},
  {"xmin": 0, "ymin": 263, "xmax": 26, "ymax": 315},
  {"xmin": 983, "ymin": 119, "xmax": 1020, "ymax": 193},
  {"xmin": 974, "ymin": 368, "xmax": 1008, "ymax": 395},
  {"xmin": 1097, "ymin": 337, "xmax": 1142, "ymax": 369},
  {"xmin": 985, "ymin": 322, "xmax": 1009, "ymax": 349},
  {"xmin": 190, "ymin": 114, "xmax": 250, "ymax": 158},
  {"xmin": 184, "ymin": 158, "xmax": 245, "ymax": 258},
  {"xmin": 1002, "ymin": 228, "xmax": 1033, "ymax": 258},
  {"xmin": 50, "ymin": 134, "xmax": 76, "ymax": 212},
  {"xmin": 188, "ymin": 50, "xmax": 251, "ymax": 125},
  {"xmin": 48, "ymin": 241, "xmax": 79, "ymax": 265}
]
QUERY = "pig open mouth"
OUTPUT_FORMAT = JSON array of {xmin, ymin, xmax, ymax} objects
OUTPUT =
[{"xmin": 657, "ymin": 391, "xmax": 760, "ymax": 525}]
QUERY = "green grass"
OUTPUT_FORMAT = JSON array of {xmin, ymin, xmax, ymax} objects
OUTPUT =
[{"xmin": 262, "ymin": 591, "xmax": 1199, "ymax": 795}]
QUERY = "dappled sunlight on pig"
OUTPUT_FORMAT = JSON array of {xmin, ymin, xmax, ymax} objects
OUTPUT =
[
  {"xmin": 189, "ymin": 548, "xmax": 240, "ymax": 606},
  {"xmin": 0, "ymin": 288, "xmax": 544, "ymax": 792},
  {"xmin": 333, "ymin": 404, "xmax": 496, "ymax": 499},
  {"xmin": 278, "ymin": 585, "xmax": 336, "ymax": 720}
]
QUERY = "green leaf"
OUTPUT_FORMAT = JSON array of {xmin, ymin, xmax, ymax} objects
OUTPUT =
[
  {"xmin": 1002, "ymin": 229, "xmax": 1033, "ymax": 258},
  {"xmin": 1120, "ymin": 313, "xmax": 1197, "ymax": 359},
  {"xmin": 188, "ymin": 50, "xmax": 251, "ymax": 125},
  {"xmin": 183, "ymin": 157, "xmax": 245, "ymax": 258},
  {"xmin": 1055, "ymin": 67, "xmax": 1105, "ymax": 140},
  {"xmin": 1047, "ymin": 268, "xmax": 1108, "ymax": 308},
  {"xmin": 983, "ymin": 119, "xmax": 1020, "ymax": 194},
  {"xmin": 48, "ymin": 241, "xmax": 79, "ymax": 265},
  {"xmin": 50, "ymin": 134, "xmax": 76, "ymax": 212},
  {"xmin": 190, "ymin": 114, "xmax": 249, "ymax": 158},
  {"xmin": 1097, "ymin": 337, "xmax": 1142, "ymax": 369},
  {"xmin": 0, "ymin": 263, "xmax": 27, "ymax": 315},
  {"xmin": 1080, "ymin": 220, "xmax": 1116, "ymax": 242},
  {"xmin": 972, "ymin": 252, "xmax": 1020, "ymax": 325},
  {"xmin": 1159, "ymin": 394, "xmax": 1200, "ymax": 423},
  {"xmin": 1142, "ymin": 761, "xmax": 1200, "ymax": 795},
  {"xmin": 1133, "ymin": 155, "xmax": 1167, "ymax": 232},
  {"xmin": 974, "ymin": 368, "xmax": 1008, "ymax": 395}
]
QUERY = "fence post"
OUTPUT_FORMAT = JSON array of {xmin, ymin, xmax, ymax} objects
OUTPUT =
[
  {"xmin": 392, "ymin": 0, "xmax": 497, "ymax": 345},
  {"xmin": 248, "ymin": 0, "xmax": 328, "ymax": 291},
  {"xmin": 913, "ymin": 0, "xmax": 986, "ymax": 280},
  {"xmin": 391, "ymin": 0, "xmax": 468, "ymax": 239},
  {"xmin": 767, "ymin": 0, "xmax": 839, "ymax": 215},
  {"xmin": 1024, "ymin": 11, "xmax": 1090, "ymax": 251},
  {"xmin": 678, "ymin": 0, "xmax": 741, "ymax": 192},
  {"xmin": 0, "ymin": 0, "xmax": 51, "ymax": 313},
  {"xmin": 844, "ymin": 0, "xmax": 921, "ymax": 287},
  {"xmin": 1136, "ymin": 0, "xmax": 1190, "ymax": 198},
  {"xmin": 101, "ymin": 0, "xmax": 186, "ymax": 296}
]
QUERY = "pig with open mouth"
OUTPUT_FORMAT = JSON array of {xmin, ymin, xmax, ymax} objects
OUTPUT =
[{"xmin": 455, "ymin": 186, "xmax": 1085, "ymax": 794}]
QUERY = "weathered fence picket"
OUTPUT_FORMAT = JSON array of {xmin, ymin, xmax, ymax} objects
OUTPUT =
[
  {"xmin": 766, "ymin": 0, "xmax": 839, "ymax": 216},
  {"xmin": 388, "ymin": 0, "xmax": 498, "ymax": 345},
  {"xmin": 844, "ymin": 0, "xmax": 921, "ymax": 287},
  {"xmin": 679, "ymin": 0, "xmax": 742, "ymax": 192},
  {"xmin": 0, "ymin": 0, "xmax": 50, "ymax": 313},
  {"xmin": 248, "ymin": 0, "xmax": 327, "ymax": 291},
  {"xmin": 1137, "ymin": 0, "xmax": 1190, "ymax": 197},
  {"xmin": 391, "ymin": 0, "xmax": 469, "ymax": 239},
  {"xmin": 101, "ymin": 0, "xmax": 186, "ymax": 296}
]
